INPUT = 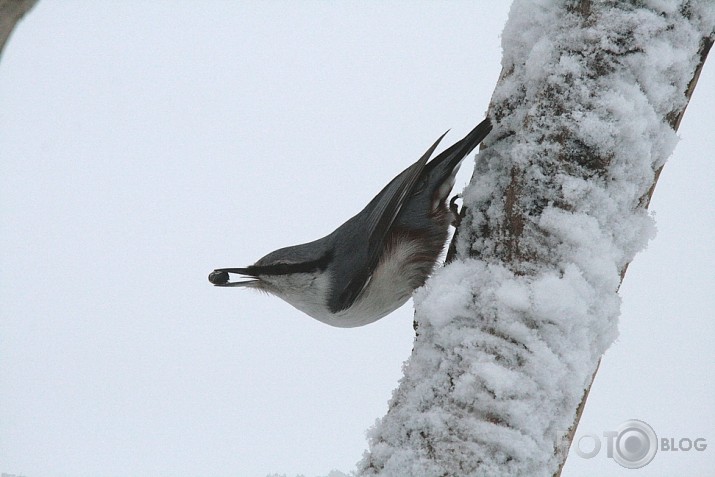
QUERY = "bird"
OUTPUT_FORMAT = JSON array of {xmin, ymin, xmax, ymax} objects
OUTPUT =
[{"xmin": 209, "ymin": 117, "xmax": 492, "ymax": 328}]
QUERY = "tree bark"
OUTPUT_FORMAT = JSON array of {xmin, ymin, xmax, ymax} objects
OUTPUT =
[
  {"xmin": 552, "ymin": 25, "xmax": 714, "ymax": 477},
  {"xmin": 359, "ymin": 1, "xmax": 714, "ymax": 476}
]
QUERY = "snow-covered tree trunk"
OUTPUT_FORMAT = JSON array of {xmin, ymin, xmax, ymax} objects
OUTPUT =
[{"xmin": 359, "ymin": 2, "xmax": 714, "ymax": 476}]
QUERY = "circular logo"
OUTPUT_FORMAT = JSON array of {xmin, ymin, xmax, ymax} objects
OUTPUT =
[{"xmin": 613, "ymin": 419, "xmax": 658, "ymax": 469}]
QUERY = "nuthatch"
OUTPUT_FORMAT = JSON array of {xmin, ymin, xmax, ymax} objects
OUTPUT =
[{"xmin": 209, "ymin": 118, "xmax": 492, "ymax": 327}]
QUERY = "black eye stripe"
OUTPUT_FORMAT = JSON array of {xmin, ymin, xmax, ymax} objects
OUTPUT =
[{"xmin": 248, "ymin": 253, "xmax": 332, "ymax": 276}]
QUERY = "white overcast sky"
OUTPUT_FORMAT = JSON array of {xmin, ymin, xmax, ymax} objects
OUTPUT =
[{"xmin": 1, "ymin": 2, "xmax": 713, "ymax": 476}]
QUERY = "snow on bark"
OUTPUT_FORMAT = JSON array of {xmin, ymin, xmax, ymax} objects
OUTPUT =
[{"xmin": 358, "ymin": 1, "xmax": 714, "ymax": 476}]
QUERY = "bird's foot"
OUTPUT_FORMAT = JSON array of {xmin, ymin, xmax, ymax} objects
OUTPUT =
[{"xmin": 449, "ymin": 194, "xmax": 462, "ymax": 227}]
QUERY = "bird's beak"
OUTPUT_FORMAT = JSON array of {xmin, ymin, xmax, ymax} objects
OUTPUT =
[{"xmin": 208, "ymin": 268, "xmax": 260, "ymax": 287}]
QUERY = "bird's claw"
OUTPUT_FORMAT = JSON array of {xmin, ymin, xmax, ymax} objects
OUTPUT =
[{"xmin": 449, "ymin": 194, "xmax": 462, "ymax": 227}]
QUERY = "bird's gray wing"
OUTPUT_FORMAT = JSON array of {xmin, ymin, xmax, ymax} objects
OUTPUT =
[{"xmin": 330, "ymin": 131, "xmax": 449, "ymax": 312}]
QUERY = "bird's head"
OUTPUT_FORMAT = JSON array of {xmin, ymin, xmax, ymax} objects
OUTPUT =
[{"xmin": 209, "ymin": 241, "xmax": 334, "ymax": 307}]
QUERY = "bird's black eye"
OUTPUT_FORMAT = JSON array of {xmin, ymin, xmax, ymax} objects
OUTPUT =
[
  {"xmin": 257, "ymin": 262, "xmax": 294, "ymax": 275},
  {"xmin": 273, "ymin": 263, "xmax": 291, "ymax": 275},
  {"xmin": 253, "ymin": 253, "xmax": 331, "ymax": 276}
]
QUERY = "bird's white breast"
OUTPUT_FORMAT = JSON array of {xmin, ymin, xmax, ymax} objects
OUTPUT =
[{"xmin": 275, "ymin": 240, "xmax": 426, "ymax": 328}]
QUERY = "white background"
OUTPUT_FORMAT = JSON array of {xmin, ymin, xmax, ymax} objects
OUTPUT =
[{"xmin": 1, "ymin": 2, "xmax": 712, "ymax": 476}]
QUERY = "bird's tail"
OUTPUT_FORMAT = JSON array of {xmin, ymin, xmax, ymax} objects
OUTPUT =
[{"xmin": 425, "ymin": 117, "xmax": 492, "ymax": 177}]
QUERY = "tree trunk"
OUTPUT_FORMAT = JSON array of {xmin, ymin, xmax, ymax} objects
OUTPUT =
[{"xmin": 359, "ymin": 1, "xmax": 714, "ymax": 476}]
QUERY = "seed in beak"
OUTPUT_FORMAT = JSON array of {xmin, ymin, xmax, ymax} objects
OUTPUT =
[{"xmin": 208, "ymin": 270, "xmax": 230, "ymax": 285}]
